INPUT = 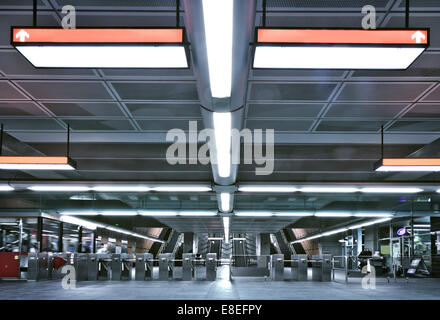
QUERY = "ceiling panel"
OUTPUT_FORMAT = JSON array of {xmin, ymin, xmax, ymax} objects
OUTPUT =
[
  {"xmin": 388, "ymin": 121, "xmax": 440, "ymax": 132},
  {"xmin": 0, "ymin": 118, "xmax": 64, "ymax": 131},
  {"xmin": 324, "ymin": 103, "xmax": 407, "ymax": 118},
  {"xmin": 137, "ymin": 119, "xmax": 203, "ymax": 131},
  {"xmin": 402, "ymin": 103, "xmax": 440, "ymax": 118},
  {"xmin": 126, "ymin": 103, "xmax": 201, "ymax": 118},
  {"xmin": 247, "ymin": 103, "xmax": 324, "ymax": 118},
  {"xmin": 43, "ymin": 102, "xmax": 124, "ymax": 117},
  {"xmin": 65, "ymin": 119, "xmax": 135, "ymax": 131},
  {"xmin": 316, "ymin": 120, "xmax": 387, "ymax": 132},
  {"xmin": 249, "ymin": 83, "xmax": 337, "ymax": 101},
  {"xmin": 0, "ymin": 102, "xmax": 45, "ymax": 116},
  {"xmin": 112, "ymin": 82, "xmax": 199, "ymax": 101},
  {"xmin": 246, "ymin": 119, "xmax": 313, "ymax": 131},
  {"xmin": 0, "ymin": 81, "xmax": 27, "ymax": 99},
  {"xmin": 422, "ymin": 84, "xmax": 440, "ymax": 102}
]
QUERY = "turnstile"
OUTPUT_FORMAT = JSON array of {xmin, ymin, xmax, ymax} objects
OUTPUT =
[
  {"xmin": 111, "ymin": 254, "xmax": 132, "ymax": 280},
  {"xmin": 158, "ymin": 253, "xmax": 174, "ymax": 280},
  {"xmin": 135, "ymin": 253, "xmax": 153, "ymax": 281},
  {"xmin": 27, "ymin": 253, "xmax": 38, "ymax": 281},
  {"xmin": 74, "ymin": 253, "xmax": 88, "ymax": 281},
  {"xmin": 206, "ymin": 253, "xmax": 217, "ymax": 281},
  {"xmin": 182, "ymin": 253, "xmax": 195, "ymax": 281},
  {"xmin": 291, "ymin": 254, "xmax": 308, "ymax": 281},
  {"xmin": 87, "ymin": 254, "xmax": 98, "ymax": 280},
  {"xmin": 97, "ymin": 254, "xmax": 111, "ymax": 280},
  {"xmin": 49, "ymin": 253, "xmax": 69, "ymax": 280},
  {"xmin": 322, "ymin": 254, "xmax": 332, "ymax": 282},
  {"xmin": 271, "ymin": 254, "xmax": 284, "ymax": 281},
  {"xmin": 312, "ymin": 255, "xmax": 322, "ymax": 281},
  {"xmin": 37, "ymin": 253, "xmax": 49, "ymax": 280}
]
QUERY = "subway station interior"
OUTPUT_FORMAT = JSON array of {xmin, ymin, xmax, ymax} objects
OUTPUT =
[{"xmin": 0, "ymin": 0, "xmax": 440, "ymax": 302}]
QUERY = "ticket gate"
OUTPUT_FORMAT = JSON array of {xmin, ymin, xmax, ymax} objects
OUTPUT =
[
  {"xmin": 135, "ymin": 253, "xmax": 153, "ymax": 281},
  {"xmin": 271, "ymin": 254, "xmax": 284, "ymax": 281},
  {"xmin": 312, "ymin": 255, "xmax": 323, "ymax": 281},
  {"xmin": 27, "ymin": 253, "xmax": 38, "ymax": 281},
  {"xmin": 291, "ymin": 254, "xmax": 308, "ymax": 281},
  {"xmin": 111, "ymin": 254, "xmax": 132, "ymax": 281},
  {"xmin": 74, "ymin": 253, "xmax": 88, "ymax": 281},
  {"xmin": 206, "ymin": 253, "xmax": 217, "ymax": 281},
  {"xmin": 49, "ymin": 253, "xmax": 69, "ymax": 280},
  {"xmin": 87, "ymin": 254, "xmax": 99, "ymax": 281},
  {"xmin": 158, "ymin": 253, "xmax": 174, "ymax": 280},
  {"xmin": 97, "ymin": 254, "xmax": 112, "ymax": 280},
  {"xmin": 37, "ymin": 253, "xmax": 49, "ymax": 280},
  {"xmin": 182, "ymin": 253, "xmax": 195, "ymax": 281},
  {"xmin": 322, "ymin": 254, "xmax": 332, "ymax": 282}
]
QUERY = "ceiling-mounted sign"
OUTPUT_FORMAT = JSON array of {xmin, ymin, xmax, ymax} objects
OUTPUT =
[
  {"xmin": 11, "ymin": 27, "xmax": 189, "ymax": 68},
  {"xmin": 397, "ymin": 227, "xmax": 407, "ymax": 236},
  {"xmin": 375, "ymin": 158, "xmax": 440, "ymax": 172},
  {"xmin": 253, "ymin": 28, "xmax": 429, "ymax": 69}
]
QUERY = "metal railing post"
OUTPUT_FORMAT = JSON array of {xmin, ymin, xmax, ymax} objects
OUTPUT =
[{"xmin": 345, "ymin": 255, "xmax": 348, "ymax": 283}]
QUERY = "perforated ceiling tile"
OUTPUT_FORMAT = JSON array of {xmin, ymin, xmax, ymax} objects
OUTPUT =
[
  {"xmin": 112, "ymin": 82, "xmax": 199, "ymax": 101},
  {"xmin": 336, "ymin": 83, "xmax": 432, "ymax": 102},
  {"xmin": 0, "ymin": 102, "xmax": 46, "ymax": 116},
  {"xmin": 126, "ymin": 103, "xmax": 201, "ymax": 117},
  {"xmin": 247, "ymin": 103, "xmax": 324, "ymax": 118},
  {"xmin": 65, "ymin": 119, "xmax": 135, "ymax": 131},
  {"xmin": 54, "ymin": 0, "xmax": 177, "ymax": 7},
  {"xmin": 0, "ymin": 51, "xmax": 96, "ymax": 77},
  {"xmin": 0, "ymin": 0, "xmax": 45, "ymax": 6},
  {"xmin": 71, "ymin": 13, "xmax": 178, "ymax": 27},
  {"xmin": 137, "ymin": 119, "xmax": 202, "ymax": 131},
  {"xmin": 265, "ymin": 14, "xmax": 383, "ymax": 28},
  {"xmin": 403, "ymin": 104, "xmax": 440, "ymax": 118},
  {"xmin": 15, "ymin": 81, "xmax": 113, "ymax": 100},
  {"xmin": 252, "ymin": 69, "xmax": 345, "ymax": 79},
  {"xmin": 0, "ymin": 119, "xmax": 64, "ymax": 131},
  {"xmin": 267, "ymin": 0, "xmax": 389, "ymax": 8},
  {"xmin": 102, "ymin": 68, "xmax": 194, "ymax": 78},
  {"xmin": 0, "ymin": 81, "xmax": 27, "ymax": 99},
  {"xmin": 43, "ymin": 102, "xmax": 124, "ymax": 117},
  {"xmin": 246, "ymin": 119, "xmax": 313, "ymax": 131},
  {"xmin": 397, "ymin": 0, "xmax": 440, "ymax": 8},
  {"xmin": 316, "ymin": 120, "xmax": 386, "ymax": 131},
  {"xmin": 325, "ymin": 103, "xmax": 406, "ymax": 118},
  {"xmin": 422, "ymin": 85, "xmax": 440, "ymax": 102},
  {"xmin": 388, "ymin": 121, "xmax": 440, "ymax": 132},
  {"xmin": 249, "ymin": 83, "xmax": 337, "ymax": 101}
]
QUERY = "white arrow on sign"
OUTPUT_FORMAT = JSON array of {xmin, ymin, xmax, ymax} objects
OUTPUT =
[
  {"xmin": 15, "ymin": 29, "xmax": 30, "ymax": 42},
  {"xmin": 411, "ymin": 31, "xmax": 426, "ymax": 44}
]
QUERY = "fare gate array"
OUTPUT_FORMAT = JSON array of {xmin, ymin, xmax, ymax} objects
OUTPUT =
[{"xmin": 271, "ymin": 254, "xmax": 333, "ymax": 282}]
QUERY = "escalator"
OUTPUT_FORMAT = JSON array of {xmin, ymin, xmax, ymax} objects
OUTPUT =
[
  {"xmin": 233, "ymin": 236, "xmax": 247, "ymax": 267},
  {"xmin": 208, "ymin": 239, "xmax": 222, "ymax": 256}
]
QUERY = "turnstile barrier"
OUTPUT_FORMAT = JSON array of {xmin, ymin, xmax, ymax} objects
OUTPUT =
[
  {"xmin": 291, "ymin": 254, "xmax": 308, "ymax": 281},
  {"xmin": 182, "ymin": 253, "xmax": 195, "ymax": 281},
  {"xmin": 271, "ymin": 254, "xmax": 284, "ymax": 281},
  {"xmin": 158, "ymin": 253, "xmax": 174, "ymax": 280},
  {"xmin": 135, "ymin": 253, "xmax": 153, "ymax": 281},
  {"xmin": 206, "ymin": 253, "xmax": 217, "ymax": 281}
]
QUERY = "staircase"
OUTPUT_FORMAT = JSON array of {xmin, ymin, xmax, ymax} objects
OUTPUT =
[
  {"xmin": 274, "ymin": 230, "xmax": 293, "ymax": 259},
  {"xmin": 245, "ymin": 233, "xmax": 257, "ymax": 257},
  {"xmin": 197, "ymin": 233, "xmax": 209, "ymax": 257},
  {"xmin": 221, "ymin": 241, "xmax": 232, "ymax": 259}
]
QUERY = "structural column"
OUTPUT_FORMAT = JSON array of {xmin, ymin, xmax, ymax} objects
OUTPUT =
[
  {"xmin": 257, "ymin": 233, "xmax": 270, "ymax": 267},
  {"xmin": 183, "ymin": 232, "xmax": 194, "ymax": 253},
  {"xmin": 431, "ymin": 217, "xmax": 440, "ymax": 277}
]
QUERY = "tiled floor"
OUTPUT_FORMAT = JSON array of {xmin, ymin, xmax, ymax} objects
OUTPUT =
[{"xmin": 1, "ymin": 267, "xmax": 439, "ymax": 300}]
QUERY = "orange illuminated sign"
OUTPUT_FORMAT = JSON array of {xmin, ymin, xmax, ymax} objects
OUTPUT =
[
  {"xmin": 0, "ymin": 156, "xmax": 70, "ymax": 164},
  {"xmin": 382, "ymin": 158, "xmax": 440, "ymax": 166},
  {"xmin": 12, "ymin": 28, "xmax": 183, "ymax": 44},
  {"xmin": 257, "ymin": 28, "xmax": 429, "ymax": 45}
]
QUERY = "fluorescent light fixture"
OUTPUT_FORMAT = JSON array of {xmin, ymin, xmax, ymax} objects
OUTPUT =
[
  {"xmin": 414, "ymin": 224, "xmax": 430, "ymax": 228},
  {"xmin": 254, "ymin": 46, "xmax": 425, "ymax": 69},
  {"xmin": 213, "ymin": 112, "xmax": 232, "ymax": 178},
  {"xmin": 202, "ymin": 0, "xmax": 233, "ymax": 97},
  {"xmin": 238, "ymin": 186, "xmax": 298, "ymax": 193},
  {"xmin": 208, "ymin": 237, "xmax": 224, "ymax": 240},
  {"xmin": 235, "ymin": 211, "xmax": 273, "ymax": 217},
  {"xmin": 28, "ymin": 185, "xmax": 90, "ymax": 192},
  {"xmin": 322, "ymin": 228, "xmax": 348, "ymax": 237},
  {"xmin": 12, "ymin": 28, "xmax": 188, "ymax": 68},
  {"xmin": 223, "ymin": 216, "xmax": 230, "ymax": 244},
  {"xmin": 138, "ymin": 211, "xmax": 178, "ymax": 216},
  {"xmin": 92, "ymin": 186, "xmax": 151, "ymax": 192},
  {"xmin": 220, "ymin": 193, "xmax": 231, "ymax": 212},
  {"xmin": 0, "ymin": 156, "xmax": 76, "ymax": 170},
  {"xmin": 315, "ymin": 212, "xmax": 352, "ymax": 217},
  {"xmin": 60, "ymin": 216, "xmax": 98, "ymax": 230},
  {"xmin": 300, "ymin": 187, "xmax": 360, "ymax": 193},
  {"xmin": 375, "ymin": 158, "xmax": 440, "ymax": 172},
  {"xmin": 0, "ymin": 185, "xmax": 14, "ymax": 191},
  {"xmin": 349, "ymin": 218, "xmax": 392, "ymax": 230},
  {"xmin": 60, "ymin": 211, "xmax": 99, "ymax": 216},
  {"xmin": 437, "ymin": 189, "xmax": 440, "ymax": 193},
  {"xmin": 360, "ymin": 187, "xmax": 423, "ymax": 194},
  {"xmin": 254, "ymin": 28, "xmax": 428, "ymax": 70},
  {"xmin": 353, "ymin": 212, "xmax": 394, "ymax": 217},
  {"xmin": 152, "ymin": 186, "xmax": 211, "ymax": 192},
  {"xmin": 273, "ymin": 212, "xmax": 314, "ymax": 217},
  {"xmin": 99, "ymin": 211, "xmax": 138, "ymax": 216},
  {"xmin": 179, "ymin": 211, "xmax": 217, "ymax": 216},
  {"xmin": 232, "ymin": 237, "xmax": 247, "ymax": 241}
]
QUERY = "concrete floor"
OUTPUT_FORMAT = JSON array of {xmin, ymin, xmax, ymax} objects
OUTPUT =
[{"xmin": 1, "ymin": 267, "xmax": 439, "ymax": 300}]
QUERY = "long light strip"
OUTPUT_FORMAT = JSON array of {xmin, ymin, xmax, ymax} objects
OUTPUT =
[
  {"xmin": 300, "ymin": 187, "xmax": 360, "ymax": 193},
  {"xmin": 0, "ymin": 156, "xmax": 76, "ymax": 170},
  {"xmin": 360, "ymin": 187, "xmax": 423, "ymax": 193},
  {"xmin": 202, "ymin": 0, "xmax": 233, "ymax": 97},
  {"xmin": 152, "ymin": 186, "xmax": 211, "ymax": 192},
  {"xmin": 220, "ymin": 193, "xmax": 231, "ymax": 212},
  {"xmin": 0, "ymin": 185, "xmax": 14, "ymax": 191},
  {"xmin": 375, "ymin": 158, "xmax": 440, "ymax": 172},
  {"xmin": 238, "ymin": 185, "xmax": 426, "ymax": 194},
  {"xmin": 238, "ymin": 186, "xmax": 298, "ymax": 193},
  {"xmin": 353, "ymin": 212, "xmax": 394, "ymax": 217},
  {"xmin": 235, "ymin": 211, "xmax": 273, "ymax": 217},
  {"xmin": 60, "ymin": 216, "xmax": 99, "ymax": 230},
  {"xmin": 29, "ymin": 185, "xmax": 90, "ymax": 192},
  {"xmin": 314, "ymin": 212, "xmax": 353, "ymax": 217},
  {"xmin": 223, "ymin": 216, "xmax": 230, "ymax": 244},
  {"xmin": 92, "ymin": 186, "xmax": 151, "ymax": 192},
  {"xmin": 138, "ymin": 211, "xmax": 178, "ymax": 216},
  {"xmin": 179, "ymin": 211, "xmax": 217, "ymax": 216},
  {"xmin": 213, "ymin": 112, "xmax": 232, "ymax": 178}
]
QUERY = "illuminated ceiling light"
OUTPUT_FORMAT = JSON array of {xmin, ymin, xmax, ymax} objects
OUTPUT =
[
  {"xmin": 98, "ymin": 211, "xmax": 138, "ymax": 216},
  {"xmin": 254, "ymin": 28, "xmax": 428, "ymax": 69},
  {"xmin": 223, "ymin": 216, "xmax": 230, "ymax": 244},
  {"xmin": 321, "ymin": 228, "xmax": 348, "ymax": 237},
  {"xmin": 235, "ymin": 211, "xmax": 273, "ymax": 217},
  {"xmin": 353, "ymin": 212, "xmax": 394, "ymax": 218},
  {"xmin": 300, "ymin": 187, "xmax": 360, "ymax": 193},
  {"xmin": 60, "ymin": 211, "xmax": 99, "ymax": 216},
  {"xmin": 92, "ymin": 186, "xmax": 151, "ymax": 192},
  {"xmin": 414, "ymin": 224, "xmax": 430, "ymax": 228},
  {"xmin": 208, "ymin": 237, "xmax": 224, "ymax": 240},
  {"xmin": 179, "ymin": 211, "xmax": 217, "ymax": 216},
  {"xmin": 213, "ymin": 112, "xmax": 232, "ymax": 178},
  {"xmin": 360, "ymin": 187, "xmax": 423, "ymax": 194},
  {"xmin": 28, "ymin": 185, "xmax": 90, "ymax": 192},
  {"xmin": 12, "ymin": 28, "xmax": 188, "ymax": 68},
  {"xmin": 202, "ymin": 0, "xmax": 233, "ymax": 97},
  {"xmin": 60, "ymin": 216, "xmax": 99, "ymax": 230},
  {"xmin": 238, "ymin": 186, "xmax": 298, "ymax": 193},
  {"xmin": 272, "ymin": 212, "xmax": 314, "ymax": 217},
  {"xmin": 138, "ymin": 211, "xmax": 178, "ymax": 216},
  {"xmin": 437, "ymin": 189, "xmax": 440, "ymax": 193},
  {"xmin": 0, "ymin": 156, "xmax": 76, "ymax": 170},
  {"xmin": 349, "ymin": 217, "xmax": 392, "ymax": 230},
  {"xmin": 152, "ymin": 186, "xmax": 211, "ymax": 192},
  {"xmin": 375, "ymin": 158, "xmax": 440, "ymax": 172},
  {"xmin": 220, "ymin": 193, "xmax": 231, "ymax": 212},
  {"xmin": 0, "ymin": 185, "xmax": 14, "ymax": 191},
  {"xmin": 315, "ymin": 212, "xmax": 352, "ymax": 217}
]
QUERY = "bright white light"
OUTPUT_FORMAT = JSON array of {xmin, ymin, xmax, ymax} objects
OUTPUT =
[
  {"xmin": 92, "ymin": 186, "xmax": 151, "ymax": 192},
  {"xmin": 223, "ymin": 216, "xmax": 230, "ymax": 243},
  {"xmin": 0, "ymin": 164, "xmax": 75, "ymax": 170},
  {"xmin": 152, "ymin": 186, "xmax": 211, "ymax": 192},
  {"xmin": 235, "ymin": 211, "xmax": 273, "ymax": 217},
  {"xmin": 208, "ymin": 237, "xmax": 224, "ymax": 240},
  {"xmin": 322, "ymin": 228, "xmax": 348, "ymax": 236},
  {"xmin": 238, "ymin": 186, "xmax": 298, "ymax": 193},
  {"xmin": 376, "ymin": 166, "xmax": 440, "ymax": 172},
  {"xmin": 202, "ymin": 0, "xmax": 233, "ymax": 97},
  {"xmin": 437, "ymin": 189, "xmax": 440, "ymax": 193},
  {"xmin": 414, "ymin": 224, "xmax": 430, "ymax": 228},
  {"xmin": 60, "ymin": 216, "xmax": 98, "ymax": 230},
  {"xmin": 349, "ymin": 217, "xmax": 392, "ymax": 230},
  {"xmin": 300, "ymin": 187, "xmax": 360, "ymax": 193},
  {"xmin": 99, "ymin": 211, "xmax": 138, "ymax": 216},
  {"xmin": 273, "ymin": 212, "xmax": 314, "ymax": 217},
  {"xmin": 213, "ymin": 112, "xmax": 232, "ymax": 178},
  {"xmin": 315, "ymin": 212, "xmax": 352, "ymax": 217},
  {"xmin": 16, "ymin": 46, "xmax": 188, "ymax": 68},
  {"xmin": 0, "ymin": 185, "xmax": 14, "ymax": 191},
  {"xmin": 179, "ymin": 211, "xmax": 217, "ymax": 216},
  {"xmin": 360, "ymin": 187, "xmax": 423, "ymax": 194},
  {"xmin": 60, "ymin": 211, "xmax": 99, "ymax": 216},
  {"xmin": 353, "ymin": 212, "xmax": 394, "ymax": 217},
  {"xmin": 28, "ymin": 185, "xmax": 91, "ymax": 192},
  {"xmin": 220, "ymin": 193, "xmax": 231, "ymax": 212},
  {"xmin": 254, "ymin": 46, "xmax": 425, "ymax": 69},
  {"xmin": 138, "ymin": 211, "xmax": 178, "ymax": 216}
]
